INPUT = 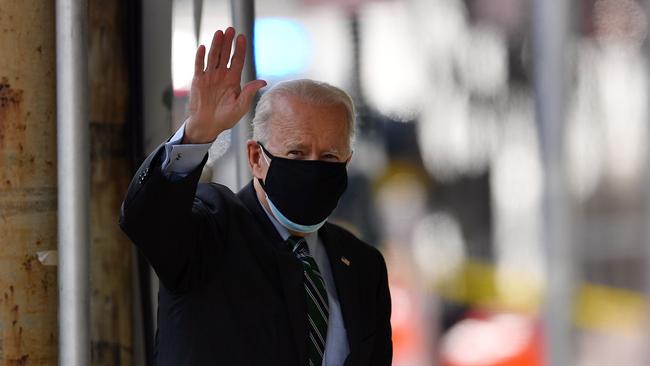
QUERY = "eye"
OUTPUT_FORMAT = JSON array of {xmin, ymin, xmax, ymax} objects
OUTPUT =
[
  {"xmin": 322, "ymin": 153, "xmax": 340, "ymax": 161},
  {"xmin": 287, "ymin": 150, "xmax": 304, "ymax": 158}
]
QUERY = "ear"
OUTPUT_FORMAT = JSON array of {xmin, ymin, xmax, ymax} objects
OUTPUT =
[{"xmin": 247, "ymin": 139, "xmax": 266, "ymax": 179}]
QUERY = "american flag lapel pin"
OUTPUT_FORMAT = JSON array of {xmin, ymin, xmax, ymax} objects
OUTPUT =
[{"xmin": 341, "ymin": 256, "xmax": 351, "ymax": 266}]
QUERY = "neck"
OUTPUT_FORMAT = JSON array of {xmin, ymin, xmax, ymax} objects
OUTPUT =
[{"xmin": 253, "ymin": 178, "xmax": 308, "ymax": 237}]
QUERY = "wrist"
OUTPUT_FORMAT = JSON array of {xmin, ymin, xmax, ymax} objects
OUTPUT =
[{"xmin": 182, "ymin": 124, "xmax": 223, "ymax": 144}]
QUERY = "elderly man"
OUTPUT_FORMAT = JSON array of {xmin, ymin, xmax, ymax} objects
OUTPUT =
[{"xmin": 120, "ymin": 27, "xmax": 392, "ymax": 366}]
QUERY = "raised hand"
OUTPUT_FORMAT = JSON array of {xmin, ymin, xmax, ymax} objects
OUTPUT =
[{"xmin": 183, "ymin": 27, "xmax": 267, "ymax": 144}]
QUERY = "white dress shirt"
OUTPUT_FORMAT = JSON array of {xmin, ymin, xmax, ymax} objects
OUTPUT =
[{"xmin": 161, "ymin": 123, "xmax": 350, "ymax": 366}]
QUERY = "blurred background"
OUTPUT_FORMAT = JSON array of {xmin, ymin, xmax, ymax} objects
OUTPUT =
[{"xmin": 2, "ymin": 0, "xmax": 650, "ymax": 365}]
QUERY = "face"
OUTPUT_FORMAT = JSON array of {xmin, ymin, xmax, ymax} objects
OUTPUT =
[{"xmin": 247, "ymin": 94, "xmax": 352, "ymax": 180}]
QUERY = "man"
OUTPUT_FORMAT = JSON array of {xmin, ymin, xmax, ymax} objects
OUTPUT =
[{"xmin": 120, "ymin": 27, "xmax": 392, "ymax": 366}]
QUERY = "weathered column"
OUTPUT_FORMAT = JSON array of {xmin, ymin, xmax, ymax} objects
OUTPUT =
[
  {"xmin": 88, "ymin": 0, "xmax": 135, "ymax": 364},
  {"xmin": 0, "ymin": 1, "xmax": 59, "ymax": 365}
]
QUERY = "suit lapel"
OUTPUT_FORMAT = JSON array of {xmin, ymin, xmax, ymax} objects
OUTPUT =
[
  {"xmin": 237, "ymin": 182, "xmax": 308, "ymax": 366},
  {"xmin": 319, "ymin": 224, "xmax": 363, "ymax": 356},
  {"xmin": 237, "ymin": 182, "xmax": 284, "ymax": 246}
]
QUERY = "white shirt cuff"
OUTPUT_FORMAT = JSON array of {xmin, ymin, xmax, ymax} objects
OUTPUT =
[{"xmin": 161, "ymin": 120, "xmax": 212, "ymax": 177}]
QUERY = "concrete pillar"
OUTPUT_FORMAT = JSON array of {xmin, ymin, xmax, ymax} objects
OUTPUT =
[
  {"xmin": 0, "ymin": 1, "xmax": 59, "ymax": 364},
  {"xmin": 531, "ymin": 0, "xmax": 575, "ymax": 364},
  {"xmin": 0, "ymin": 1, "xmax": 136, "ymax": 364},
  {"xmin": 230, "ymin": 0, "xmax": 256, "ymax": 189}
]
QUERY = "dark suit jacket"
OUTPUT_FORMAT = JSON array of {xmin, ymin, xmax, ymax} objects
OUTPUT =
[{"xmin": 119, "ymin": 145, "xmax": 392, "ymax": 366}]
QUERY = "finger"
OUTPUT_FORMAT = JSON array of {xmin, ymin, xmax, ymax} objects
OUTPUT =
[
  {"xmin": 237, "ymin": 79, "xmax": 267, "ymax": 113},
  {"xmin": 194, "ymin": 45, "xmax": 206, "ymax": 75},
  {"xmin": 228, "ymin": 34, "xmax": 247, "ymax": 76},
  {"xmin": 219, "ymin": 27, "xmax": 236, "ymax": 69},
  {"xmin": 207, "ymin": 30, "xmax": 224, "ymax": 70}
]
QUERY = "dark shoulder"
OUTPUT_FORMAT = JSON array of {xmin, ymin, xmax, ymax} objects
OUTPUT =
[
  {"xmin": 193, "ymin": 182, "xmax": 256, "ymax": 222},
  {"xmin": 323, "ymin": 222, "xmax": 386, "ymax": 269},
  {"xmin": 194, "ymin": 182, "xmax": 240, "ymax": 211},
  {"xmin": 195, "ymin": 182, "xmax": 236, "ymax": 200}
]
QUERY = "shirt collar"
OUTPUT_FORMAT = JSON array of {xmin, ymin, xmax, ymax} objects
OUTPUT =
[{"xmin": 260, "ymin": 200, "xmax": 318, "ymax": 252}]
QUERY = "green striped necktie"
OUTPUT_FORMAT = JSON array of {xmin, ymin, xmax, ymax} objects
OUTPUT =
[{"xmin": 286, "ymin": 235, "xmax": 329, "ymax": 366}]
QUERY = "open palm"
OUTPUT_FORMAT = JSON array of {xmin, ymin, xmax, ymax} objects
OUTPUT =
[{"xmin": 184, "ymin": 27, "xmax": 266, "ymax": 144}]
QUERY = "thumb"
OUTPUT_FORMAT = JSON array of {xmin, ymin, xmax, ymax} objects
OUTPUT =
[{"xmin": 237, "ymin": 79, "xmax": 267, "ymax": 113}]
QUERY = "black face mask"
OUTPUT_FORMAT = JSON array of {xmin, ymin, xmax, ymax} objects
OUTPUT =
[{"xmin": 257, "ymin": 143, "xmax": 348, "ymax": 230}]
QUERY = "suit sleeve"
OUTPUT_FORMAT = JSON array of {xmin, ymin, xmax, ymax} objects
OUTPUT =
[
  {"xmin": 161, "ymin": 120, "xmax": 212, "ymax": 177},
  {"xmin": 370, "ymin": 251, "xmax": 393, "ymax": 365},
  {"xmin": 119, "ymin": 143, "xmax": 223, "ymax": 292}
]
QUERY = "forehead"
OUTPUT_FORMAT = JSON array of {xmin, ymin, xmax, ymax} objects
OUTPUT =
[{"xmin": 267, "ymin": 95, "xmax": 350, "ymax": 149}]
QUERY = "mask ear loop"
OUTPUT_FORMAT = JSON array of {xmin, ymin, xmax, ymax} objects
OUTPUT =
[
  {"xmin": 260, "ymin": 148, "xmax": 271, "ymax": 166},
  {"xmin": 257, "ymin": 142, "xmax": 273, "ymax": 166},
  {"xmin": 257, "ymin": 142, "xmax": 271, "ymax": 189}
]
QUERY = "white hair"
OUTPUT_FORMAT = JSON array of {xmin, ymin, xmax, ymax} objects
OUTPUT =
[{"xmin": 251, "ymin": 79, "xmax": 356, "ymax": 149}]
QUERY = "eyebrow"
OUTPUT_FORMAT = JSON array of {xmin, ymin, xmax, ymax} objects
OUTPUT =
[
  {"xmin": 283, "ymin": 141, "xmax": 308, "ymax": 150},
  {"xmin": 284, "ymin": 142, "xmax": 343, "ymax": 154}
]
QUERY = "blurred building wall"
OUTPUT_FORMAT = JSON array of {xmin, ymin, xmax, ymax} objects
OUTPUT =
[
  {"xmin": 0, "ymin": 1, "xmax": 59, "ymax": 364},
  {"xmin": 88, "ymin": 0, "xmax": 135, "ymax": 364}
]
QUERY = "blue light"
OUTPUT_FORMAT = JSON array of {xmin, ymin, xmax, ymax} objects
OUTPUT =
[{"xmin": 254, "ymin": 18, "xmax": 311, "ymax": 78}]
